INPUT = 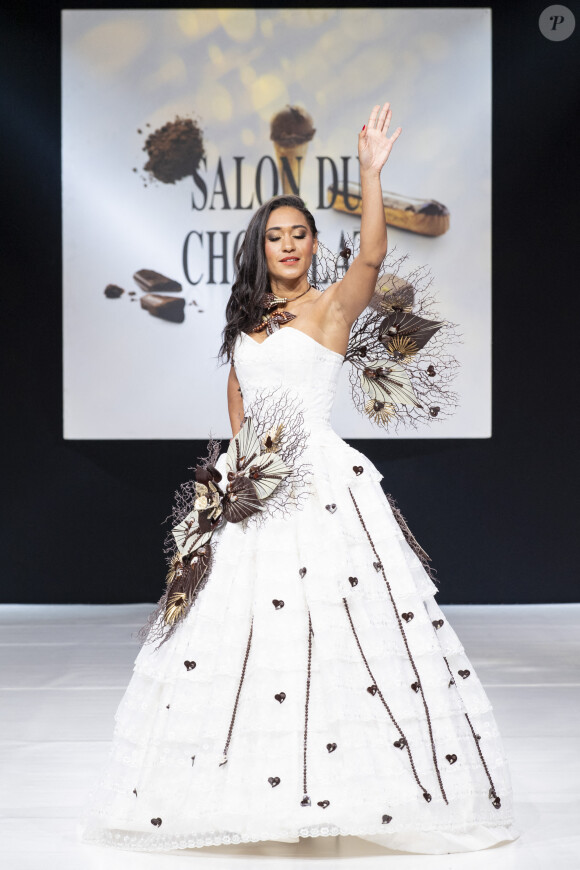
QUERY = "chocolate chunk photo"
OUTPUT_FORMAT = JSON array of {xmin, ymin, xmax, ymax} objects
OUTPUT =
[
  {"xmin": 104, "ymin": 284, "xmax": 124, "ymax": 298},
  {"xmin": 133, "ymin": 269, "xmax": 182, "ymax": 293},
  {"xmin": 140, "ymin": 293, "xmax": 185, "ymax": 323}
]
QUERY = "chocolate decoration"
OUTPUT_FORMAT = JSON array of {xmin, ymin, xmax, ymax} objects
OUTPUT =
[
  {"xmin": 132, "ymin": 788, "xmax": 137, "ymax": 796},
  {"xmin": 423, "ymin": 792, "xmax": 432, "ymax": 803},
  {"xmin": 432, "ymin": 619, "xmax": 444, "ymax": 629},
  {"xmin": 300, "ymin": 795, "xmax": 311, "ymax": 806},
  {"xmin": 272, "ymin": 599, "xmax": 285, "ymax": 609},
  {"xmin": 347, "ymin": 487, "xmax": 449, "ymax": 807},
  {"xmin": 393, "ymin": 738, "xmax": 407, "ymax": 749},
  {"xmin": 367, "ymin": 684, "xmax": 378, "ymax": 695},
  {"xmin": 274, "ymin": 692, "xmax": 286, "ymax": 703},
  {"xmin": 299, "ymin": 567, "xmax": 307, "ymax": 578},
  {"xmin": 448, "ymin": 678, "xmax": 455, "ymax": 688},
  {"xmin": 184, "ymin": 660, "xmax": 196, "ymax": 670},
  {"xmin": 348, "ymin": 576, "xmax": 358, "ymax": 587},
  {"xmin": 317, "ymin": 800, "xmax": 330, "ymax": 809},
  {"xmin": 458, "ymin": 669, "xmax": 471, "ymax": 679},
  {"xmin": 492, "ymin": 796, "xmax": 502, "ymax": 809},
  {"xmin": 402, "ymin": 612, "xmax": 414, "ymax": 622},
  {"xmin": 270, "ymin": 105, "xmax": 316, "ymax": 146},
  {"xmin": 166, "ymin": 704, "xmax": 170, "ymax": 708},
  {"xmin": 382, "ymin": 814, "xmax": 392, "ymax": 824},
  {"xmin": 353, "ymin": 465, "xmax": 364, "ymax": 475},
  {"xmin": 446, "ymin": 754, "xmax": 457, "ymax": 765},
  {"xmin": 326, "ymin": 742, "xmax": 337, "ymax": 753},
  {"xmin": 142, "ymin": 116, "xmax": 205, "ymax": 184},
  {"xmin": 104, "ymin": 284, "xmax": 124, "ymax": 298},
  {"xmin": 133, "ymin": 269, "xmax": 182, "ymax": 293},
  {"xmin": 268, "ymin": 776, "xmax": 281, "ymax": 787},
  {"xmin": 140, "ymin": 293, "xmax": 185, "ymax": 323},
  {"xmin": 325, "ymin": 503, "xmax": 337, "ymax": 513},
  {"xmin": 151, "ymin": 818, "xmax": 162, "ymax": 827},
  {"xmin": 191, "ymin": 756, "xmax": 196, "ymax": 766},
  {"xmin": 429, "ymin": 406, "xmax": 440, "ymax": 417},
  {"xmin": 411, "ymin": 681, "xmax": 420, "ymax": 693}
]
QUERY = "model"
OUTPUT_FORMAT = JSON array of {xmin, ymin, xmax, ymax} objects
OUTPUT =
[{"xmin": 79, "ymin": 103, "xmax": 518, "ymax": 854}]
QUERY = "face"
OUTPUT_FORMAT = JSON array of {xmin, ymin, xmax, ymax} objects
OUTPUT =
[{"xmin": 264, "ymin": 206, "xmax": 318, "ymax": 285}]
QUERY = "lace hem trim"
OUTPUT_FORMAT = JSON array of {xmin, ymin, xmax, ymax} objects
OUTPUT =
[{"xmin": 80, "ymin": 818, "xmax": 517, "ymax": 853}]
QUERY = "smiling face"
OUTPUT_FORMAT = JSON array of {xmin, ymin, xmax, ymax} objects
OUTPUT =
[{"xmin": 264, "ymin": 206, "xmax": 318, "ymax": 287}]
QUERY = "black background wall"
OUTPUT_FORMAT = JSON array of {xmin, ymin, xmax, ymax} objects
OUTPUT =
[{"xmin": 1, "ymin": 1, "xmax": 578, "ymax": 605}]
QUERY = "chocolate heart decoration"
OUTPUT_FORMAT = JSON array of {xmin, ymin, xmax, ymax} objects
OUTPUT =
[
  {"xmin": 348, "ymin": 576, "xmax": 358, "ymax": 587},
  {"xmin": 166, "ymin": 704, "xmax": 170, "ymax": 708},
  {"xmin": 133, "ymin": 788, "xmax": 137, "ymax": 796},
  {"xmin": 432, "ymin": 619, "xmax": 444, "ymax": 629},
  {"xmin": 475, "ymin": 734, "xmax": 481, "ymax": 741},
  {"xmin": 382, "ymin": 814, "xmax": 392, "ymax": 824},
  {"xmin": 300, "ymin": 795, "xmax": 311, "ymax": 806},
  {"xmin": 151, "ymin": 817, "xmax": 162, "ymax": 827},
  {"xmin": 353, "ymin": 466, "xmax": 364, "ymax": 475},
  {"xmin": 367, "ymin": 684, "xmax": 378, "ymax": 695},
  {"xmin": 402, "ymin": 612, "xmax": 414, "ymax": 622},
  {"xmin": 191, "ymin": 755, "xmax": 196, "ymax": 766},
  {"xmin": 393, "ymin": 738, "xmax": 406, "ymax": 749},
  {"xmin": 423, "ymin": 792, "xmax": 432, "ymax": 803},
  {"xmin": 326, "ymin": 742, "xmax": 337, "ymax": 753},
  {"xmin": 272, "ymin": 599, "xmax": 285, "ymax": 609},
  {"xmin": 299, "ymin": 567, "xmax": 307, "ymax": 578},
  {"xmin": 373, "ymin": 561, "xmax": 382, "ymax": 572},
  {"xmin": 492, "ymin": 796, "xmax": 501, "ymax": 809},
  {"xmin": 448, "ymin": 678, "xmax": 455, "ymax": 687},
  {"xmin": 268, "ymin": 776, "xmax": 280, "ymax": 787},
  {"xmin": 317, "ymin": 800, "xmax": 330, "ymax": 809},
  {"xmin": 326, "ymin": 503, "xmax": 337, "ymax": 513},
  {"xmin": 274, "ymin": 692, "xmax": 286, "ymax": 703},
  {"xmin": 458, "ymin": 669, "xmax": 470, "ymax": 679},
  {"xmin": 445, "ymin": 754, "xmax": 457, "ymax": 764},
  {"xmin": 184, "ymin": 660, "xmax": 196, "ymax": 670},
  {"xmin": 411, "ymin": 681, "xmax": 420, "ymax": 693}
]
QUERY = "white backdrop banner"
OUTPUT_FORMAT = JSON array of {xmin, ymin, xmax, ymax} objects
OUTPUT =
[{"xmin": 62, "ymin": 8, "xmax": 491, "ymax": 439}]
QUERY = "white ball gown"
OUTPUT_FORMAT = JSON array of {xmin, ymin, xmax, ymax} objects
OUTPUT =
[{"xmin": 78, "ymin": 325, "xmax": 519, "ymax": 854}]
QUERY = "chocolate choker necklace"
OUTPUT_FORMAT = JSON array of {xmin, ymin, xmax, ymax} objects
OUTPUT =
[{"xmin": 252, "ymin": 284, "xmax": 314, "ymax": 335}]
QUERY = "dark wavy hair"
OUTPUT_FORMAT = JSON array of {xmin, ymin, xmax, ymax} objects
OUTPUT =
[{"xmin": 217, "ymin": 194, "xmax": 318, "ymax": 365}]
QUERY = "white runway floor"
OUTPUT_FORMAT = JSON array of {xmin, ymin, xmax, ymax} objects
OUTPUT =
[{"xmin": 1, "ymin": 603, "xmax": 578, "ymax": 869}]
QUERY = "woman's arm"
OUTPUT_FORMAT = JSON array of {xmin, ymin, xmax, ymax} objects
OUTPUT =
[
  {"xmin": 227, "ymin": 361, "xmax": 245, "ymax": 438},
  {"xmin": 331, "ymin": 102, "xmax": 402, "ymax": 329}
]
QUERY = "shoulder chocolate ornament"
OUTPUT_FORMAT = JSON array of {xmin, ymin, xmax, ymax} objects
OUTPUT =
[
  {"xmin": 310, "ymin": 240, "xmax": 462, "ymax": 432},
  {"xmin": 137, "ymin": 386, "xmax": 312, "ymax": 651}
]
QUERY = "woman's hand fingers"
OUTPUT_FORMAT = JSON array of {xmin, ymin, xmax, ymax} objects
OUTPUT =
[
  {"xmin": 365, "ymin": 104, "xmax": 380, "ymax": 131},
  {"xmin": 376, "ymin": 102, "xmax": 390, "ymax": 132}
]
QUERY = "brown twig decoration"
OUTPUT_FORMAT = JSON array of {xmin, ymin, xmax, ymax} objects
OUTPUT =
[
  {"xmin": 241, "ymin": 385, "xmax": 313, "ymax": 527},
  {"xmin": 136, "ymin": 387, "xmax": 312, "ymax": 651},
  {"xmin": 310, "ymin": 238, "xmax": 463, "ymax": 432}
]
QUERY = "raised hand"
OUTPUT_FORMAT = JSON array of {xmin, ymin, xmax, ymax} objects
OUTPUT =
[{"xmin": 358, "ymin": 102, "xmax": 402, "ymax": 174}]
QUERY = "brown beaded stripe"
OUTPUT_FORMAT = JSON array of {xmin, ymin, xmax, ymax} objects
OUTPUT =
[
  {"xmin": 348, "ymin": 486, "xmax": 448, "ymax": 805},
  {"xmin": 343, "ymin": 597, "xmax": 431, "ymax": 799},
  {"xmin": 221, "ymin": 616, "xmax": 254, "ymax": 764},
  {"xmin": 303, "ymin": 613, "xmax": 313, "ymax": 799},
  {"xmin": 442, "ymin": 656, "xmax": 499, "ymax": 803}
]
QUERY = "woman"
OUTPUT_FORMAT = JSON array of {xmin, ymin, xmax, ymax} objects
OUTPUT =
[{"xmin": 79, "ymin": 103, "xmax": 518, "ymax": 854}]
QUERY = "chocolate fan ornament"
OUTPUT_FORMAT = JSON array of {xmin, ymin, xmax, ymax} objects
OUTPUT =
[
  {"xmin": 307, "ymin": 239, "xmax": 462, "ymax": 432},
  {"xmin": 137, "ymin": 396, "xmax": 312, "ymax": 652}
]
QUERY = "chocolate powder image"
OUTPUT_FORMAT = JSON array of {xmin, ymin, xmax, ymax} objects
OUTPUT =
[{"xmin": 142, "ymin": 116, "xmax": 205, "ymax": 184}]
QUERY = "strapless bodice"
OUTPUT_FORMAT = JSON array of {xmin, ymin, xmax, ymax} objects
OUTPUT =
[{"xmin": 233, "ymin": 327, "xmax": 345, "ymax": 441}]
